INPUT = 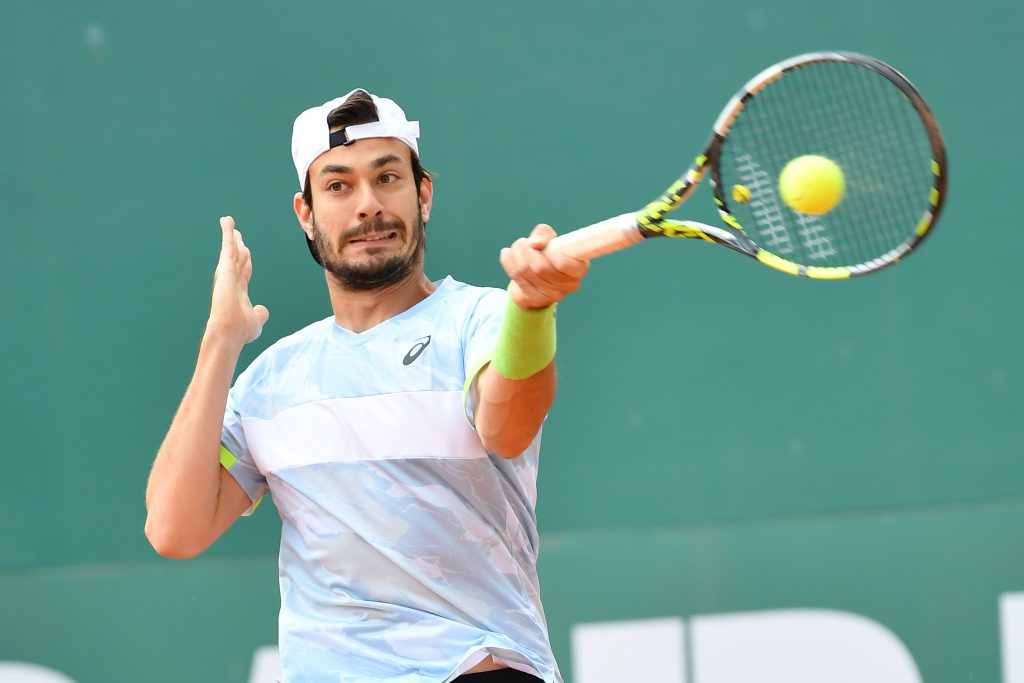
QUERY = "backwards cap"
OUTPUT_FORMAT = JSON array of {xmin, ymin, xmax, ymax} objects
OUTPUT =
[{"xmin": 291, "ymin": 88, "xmax": 420, "ymax": 190}]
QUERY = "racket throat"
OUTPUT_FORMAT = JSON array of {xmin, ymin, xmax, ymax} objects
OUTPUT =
[{"xmin": 648, "ymin": 220, "xmax": 758, "ymax": 256}]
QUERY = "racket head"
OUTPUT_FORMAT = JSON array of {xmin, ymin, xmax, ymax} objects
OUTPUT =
[{"xmin": 702, "ymin": 52, "xmax": 947, "ymax": 278}]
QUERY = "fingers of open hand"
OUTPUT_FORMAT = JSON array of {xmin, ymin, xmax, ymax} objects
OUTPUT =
[
  {"xmin": 219, "ymin": 216, "xmax": 238, "ymax": 263},
  {"xmin": 215, "ymin": 217, "xmax": 256, "ymax": 285},
  {"xmin": 233, "ymin": 229, "xmax": 253, "ymax": 283},
  {"xmin": 210, "ymin": 217, "xmax": 267, "ymax": 344}
]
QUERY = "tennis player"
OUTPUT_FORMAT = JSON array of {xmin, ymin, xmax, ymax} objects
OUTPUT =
[{"xmin": 144, "ymin": 88, "xmax": 587, "ymax": 683}]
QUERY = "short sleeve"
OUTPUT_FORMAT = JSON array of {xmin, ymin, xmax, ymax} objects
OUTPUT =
[
  {"xmin": 460, "ymin": 287, "xmax": 509, "ymax": 427},
  {"xmin": 221, "ymin": 383, "xmax": 270, "ymax": 516}
]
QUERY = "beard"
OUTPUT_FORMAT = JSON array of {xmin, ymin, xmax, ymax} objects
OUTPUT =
[{"xmin": 309, "ymin": 208, "xmax": 426, "ymax": 291}]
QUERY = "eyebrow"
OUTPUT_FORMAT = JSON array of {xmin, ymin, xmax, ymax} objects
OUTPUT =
[{"xmin": 318, "ymin": 154, "xmax": 406, "ymax": 177}]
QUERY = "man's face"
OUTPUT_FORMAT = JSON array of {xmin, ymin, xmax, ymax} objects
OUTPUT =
[{"xmin": 298, "ymin": 137, "xmax": 432, "ymax": 290}]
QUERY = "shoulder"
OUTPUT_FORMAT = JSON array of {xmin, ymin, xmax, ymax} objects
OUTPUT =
[
  {"xmin": 265, "ymin": 315, "xmax": 334, "ymax": 353},
  {"xmin": 234, "ymin": 316, "xmax": 334, "ymax": 390},
  {"xmin": 434, "ymin": 276, "xmax": 507, "ymax": 323}
]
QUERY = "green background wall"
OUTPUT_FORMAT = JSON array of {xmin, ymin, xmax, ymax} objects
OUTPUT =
[{"xmin": 2, "ymin": 0, "xmax": 1021, "ymax": 681}]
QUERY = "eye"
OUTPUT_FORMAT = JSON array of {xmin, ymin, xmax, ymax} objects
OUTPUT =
[
  {"xmin": 326, "ymin": 180, "xmax": 349, "ymax": 192},
  {"xmin": 379, "ymin": 172, "xmax": 399, "ymax": 184}
]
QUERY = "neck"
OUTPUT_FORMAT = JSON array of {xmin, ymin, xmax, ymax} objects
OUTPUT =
[{"xmin": 325, "ymin": 267, "xmax": 436, "ymax": 333}]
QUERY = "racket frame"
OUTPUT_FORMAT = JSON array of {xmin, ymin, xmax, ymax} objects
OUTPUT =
[{"xmin": 550, "ymin": 51, "xmax": 948, "ymax": 279}]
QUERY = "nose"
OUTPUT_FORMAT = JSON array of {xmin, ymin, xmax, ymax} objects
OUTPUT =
[{"xmin": 354, "ymin": 183, "xmax": 385, "ymax": 221}]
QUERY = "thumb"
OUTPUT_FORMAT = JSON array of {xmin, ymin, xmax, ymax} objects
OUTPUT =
[{"xmin": 527, "ymin": 223, "xmax": 557, "ymax": 249}]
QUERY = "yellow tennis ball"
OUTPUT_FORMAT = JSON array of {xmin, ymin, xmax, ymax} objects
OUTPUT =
[{"xmin": 778, "ymin": 155, "xmax": 845, "ymax": 215}]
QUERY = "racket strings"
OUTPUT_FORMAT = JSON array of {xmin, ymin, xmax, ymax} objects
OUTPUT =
[
  {"xmin": 719, "ymin": 60, "xmax": 937, "ymax": 269},
  {"xmin": 799, "ymin": 64, "xmax": 924, "ymax": 263},
  {"xmin": 831, "ymin": 65, "xmax": 901, "ymax": 262},
  {"xmin": 852, "ymin": 65, "xmax": 932, "ymax": 257},
  {"xmin": 825, "ymin": 65, "xmax": 887, "ymax": 260},
  {"xmin": 883, "ymin": 67, "xmax": 936, "ymax": 222},
  {"xmin": 790, "ymin": 64, "xmax": 862, "ymax": 260},
  {"xmin": 806, "ymin": 63, "xmax": 925, "ymax": 263}
]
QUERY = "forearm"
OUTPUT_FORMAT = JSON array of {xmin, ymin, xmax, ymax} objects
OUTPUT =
[
  {"xmin": 475, "ymin": 222, "xmax": 588, "ymax": 456},
  {"xmin": 474, "ymin": 362, "xmax": 555, "ymax": 458},
  {"xmin": 144, "ymin": 329, "xmax": 243, "ymax": 557},
  {"xmin": 473, "ymin": 297, "xmax": 558, "ymax": 457}
]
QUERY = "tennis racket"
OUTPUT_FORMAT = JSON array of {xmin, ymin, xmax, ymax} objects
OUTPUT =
[{"xmin": 547, "ymin": 51, "xmax": 947, "ymax": 279}]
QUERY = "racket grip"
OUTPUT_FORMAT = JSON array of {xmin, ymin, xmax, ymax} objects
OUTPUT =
[{"xmin": 546, "ymin": 213, "xmax": 643, "ymax": 260}]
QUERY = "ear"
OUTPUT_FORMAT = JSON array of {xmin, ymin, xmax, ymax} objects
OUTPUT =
[
  {"xmin": 293, "ymin": 191, "xmax": 314, "ymax": 240},
  {"xmin": 418, "ymin": 175, "xmax": 434, "ymax": 224}
]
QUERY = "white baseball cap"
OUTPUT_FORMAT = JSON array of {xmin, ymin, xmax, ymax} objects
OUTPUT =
[{"xmin": 291, "ymin": 88, "xmax": 421, "ymax": 190}]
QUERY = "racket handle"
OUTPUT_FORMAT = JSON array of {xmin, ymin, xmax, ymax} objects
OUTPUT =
[{"xmin": 546, "ymin": 213, "xmax": 643, "ymax": 260}]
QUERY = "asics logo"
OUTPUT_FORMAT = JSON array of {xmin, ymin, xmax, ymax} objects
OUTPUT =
[{"xmin": 403, "ymin": 335, "xmax": 431, "ymax": 366}]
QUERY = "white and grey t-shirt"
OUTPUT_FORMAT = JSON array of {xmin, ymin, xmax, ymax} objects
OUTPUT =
[{"xmin": 220, "ymin": 276, "xmax": 559, "ymax": 683}]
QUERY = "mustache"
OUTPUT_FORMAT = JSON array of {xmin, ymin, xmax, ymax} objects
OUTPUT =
[{"xmin": 343, "ymin": 218, "xmax": 405, "ymax": 241}]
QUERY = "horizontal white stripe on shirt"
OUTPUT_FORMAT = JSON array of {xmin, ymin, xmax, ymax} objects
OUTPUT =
[{"xmin": 242, "ymin": 390, "xmax": 487, "ymax": 474}]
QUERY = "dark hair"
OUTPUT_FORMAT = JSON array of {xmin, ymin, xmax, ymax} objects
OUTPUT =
[{"xmin": 300, "ymin": 89, "xmax": 430, "ymax": 209}]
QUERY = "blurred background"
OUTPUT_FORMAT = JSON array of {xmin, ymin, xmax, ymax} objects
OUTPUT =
[{"xmin": 2, "ymin": 0, "xmax": 1022, "ymax": 681}]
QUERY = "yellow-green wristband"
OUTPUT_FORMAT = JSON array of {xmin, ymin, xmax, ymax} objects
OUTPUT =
[{"xmin": 491, "ymin": 298, "xmax": 556, "ymax": 380}]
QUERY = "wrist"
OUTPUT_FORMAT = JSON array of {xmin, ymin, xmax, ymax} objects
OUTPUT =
[
  {"xmin": 201, "ymin": 322, "xmax": 248, "ymax": 356},
  {"xmin": 491, "ymin": 297, "xmax": 557, "ymax": 380}
]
